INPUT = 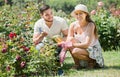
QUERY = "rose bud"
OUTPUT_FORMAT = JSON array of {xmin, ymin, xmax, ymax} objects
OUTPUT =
[
  {"xmin": 6, "ymin": 65, "xmax": 11, "ymax": 71},
  {"xmin": 90, "ymin": 10, "xmax": 96, "ymax": 15},
  {"xmin": 115, "ymin": 10, "xmax": 120, "ymax": 15},
  {"xmin": 20, "ymin": 46, "xmax": 26, "ymax": 48},
  {"xmin": 20, "ymin": 61, "xmax": 26, "ymax": 68},
  {"xmin": 2, "ymin": 48, "xmax": 7, "ymax": 53},
  {"xmin": 98, "ymin": 1, "xmax": 104, "ymax": 7},
  {"xmin": 23, "ymin": 47, "xmax": 30, "ymax": 52},
  {"xmin": 16, "ymin": 55, "xmax": 21, "ymax": 61}
]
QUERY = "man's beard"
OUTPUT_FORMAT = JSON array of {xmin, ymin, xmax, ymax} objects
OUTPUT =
[{"xmin": 44, "ymin": 19, "xmax": 53, "ymax": 22}]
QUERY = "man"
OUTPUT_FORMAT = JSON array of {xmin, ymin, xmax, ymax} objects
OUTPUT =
[{"xmin": 33, "ymin": 4, "xmax": 68, "ymax": 51}]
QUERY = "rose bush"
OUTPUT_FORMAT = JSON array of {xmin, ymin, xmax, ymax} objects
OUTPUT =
[{"xmin": 0, "ymin": 3, "xmax": 59, "ymax": 77}]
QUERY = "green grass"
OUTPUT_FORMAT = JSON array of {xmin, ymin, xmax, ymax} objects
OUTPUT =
[{"xmin": 56, "ymin": 50, "xmax": 120, "ymax": 77}]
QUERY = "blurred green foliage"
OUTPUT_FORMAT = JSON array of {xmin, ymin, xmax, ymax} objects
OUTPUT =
[
  {"xmin": 1, "ymin": 0, "xmax": 120, "ymax": 13},
  {"xmin": 0, "ymin": 3, "xmax": 59, "ymax": 76}
]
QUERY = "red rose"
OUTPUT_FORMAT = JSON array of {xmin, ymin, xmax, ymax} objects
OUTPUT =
[{"xmin": 9, "ymin": 32, "xmax": 17, "ymax": 39}]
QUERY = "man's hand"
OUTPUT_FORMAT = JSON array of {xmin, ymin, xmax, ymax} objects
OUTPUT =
[
  {"xmin": 33, "ymin": 31, "xmax": 48, "ymax": 45},
  {"xmin": 41, "ymin": 31, "xmax": 48, "ymax": 37}
]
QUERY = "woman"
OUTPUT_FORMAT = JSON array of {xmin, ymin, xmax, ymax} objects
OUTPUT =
[{"xmin": 66, "ymin": 4, "xmax": 104, "ymax": 69}]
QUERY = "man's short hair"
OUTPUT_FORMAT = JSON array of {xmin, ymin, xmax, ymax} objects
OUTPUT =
[{"xmin": 39, "ymin": 4, "xmax": 50, "ymax": 14}]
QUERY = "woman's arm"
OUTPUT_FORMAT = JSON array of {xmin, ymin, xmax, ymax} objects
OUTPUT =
[{"xmin": 66, "ymin": 23, "xmax": 74, "ymax": 42}]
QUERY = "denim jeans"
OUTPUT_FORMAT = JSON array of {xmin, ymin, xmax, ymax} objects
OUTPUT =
[{"xmin": 36, "ymin": 43, "xmax": 44, "ymax": 51}]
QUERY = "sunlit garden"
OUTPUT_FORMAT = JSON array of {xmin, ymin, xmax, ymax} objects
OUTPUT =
[{"xmin": 0, "ymin": 0, "xmax": 120, "ymax": 77}]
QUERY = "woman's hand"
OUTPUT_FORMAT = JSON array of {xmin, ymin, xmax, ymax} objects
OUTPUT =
[
  {"xmin": 58, "ymin": 41, "xmax": 73, "ymax": 48},
  {"xmin": 65, "ymin": 41, "xmax": 73, "ymax": 48}
]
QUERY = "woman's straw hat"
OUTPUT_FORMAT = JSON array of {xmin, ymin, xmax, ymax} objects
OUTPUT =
[{"xmin": 71, "ymin": 4, "xmax": 89, "ymax": 17}]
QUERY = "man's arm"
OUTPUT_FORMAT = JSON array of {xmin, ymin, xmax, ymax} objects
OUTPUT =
[
  {"xmin": 61, "ymin": 29, "xmax": 68, "ymax": 41},
  {"xmin": 61, "ymin": 18, "xmax": 69, "ymax": 41},
  {"xmin": 33, "ymin": 32, "xmax": 47, "ymax": 45}
]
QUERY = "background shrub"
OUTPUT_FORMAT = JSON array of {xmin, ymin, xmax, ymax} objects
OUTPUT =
[{"xmin": 91, "ymin": 7, "xmax": 120, "ymax": 51}]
